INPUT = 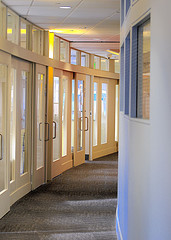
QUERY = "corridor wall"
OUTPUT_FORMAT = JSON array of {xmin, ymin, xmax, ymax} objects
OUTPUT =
[{"xmin": 117, "ymin": 0, "xmax": 171, "ymax": 240}]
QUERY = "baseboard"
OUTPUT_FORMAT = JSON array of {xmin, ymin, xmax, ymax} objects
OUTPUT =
[
  {"xmin": 93, "ymin": 146, "xmax": 117, "ymax": 160},
  {"xmin": 10, "ymin": 182, "xmax": 31, "ymax": 206},
  {"xmin": 116, "ymin": 206, "xmax": 123, "ymax": 240}
]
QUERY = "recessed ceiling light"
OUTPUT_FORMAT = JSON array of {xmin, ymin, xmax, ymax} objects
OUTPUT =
[{"xmin": 60, "ymin": 6, "xmax": 71, "ymax": 9}]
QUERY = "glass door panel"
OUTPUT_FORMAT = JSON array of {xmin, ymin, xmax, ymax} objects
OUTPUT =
[
  {"xmin": 77, "ymin": 80, "xmax": 84, "ymax": 151},
  {"xmin": 101, "ymin": 83, "xmax": 108, "ymax": 144},
  {"xmin": 93, "ymin": 82, "xmax": 98, "ymax": 146},
  {"xmin": 36, "ymin": 73, "xmax": 45, "ymax": 169},
  {"xmin": 20, "ymin": 71, "xmax": 28, "ymax": 175},
  {"xmin": 10, "ymin": 68, "xmax": 16, "ymax": 182},
  {"xmin": 53, "ymin": 76, "xmax": 60, "ymax": 161},
  {"xmin": 62, "ymin": 78, "xmax": 68, "ymax": 157},
  {"xmin": 71, "ymin": 80, "xmax": 75, "ymax": 152}
]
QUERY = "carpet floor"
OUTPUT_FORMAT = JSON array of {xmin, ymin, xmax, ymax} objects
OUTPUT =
[{"xmin": 0, "ymin": 153, "xmax": 118, "ymax": 240}]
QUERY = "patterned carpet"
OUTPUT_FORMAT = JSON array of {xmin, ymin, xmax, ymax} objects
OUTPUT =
[{"xmin": 0, "ymin": 153, "xmax": 118, "ymax": 240}]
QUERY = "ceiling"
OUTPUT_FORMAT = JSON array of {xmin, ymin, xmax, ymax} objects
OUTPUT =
[{"xmin": 3, "ymin": 0, "xmax": 120, "ymax": 58}]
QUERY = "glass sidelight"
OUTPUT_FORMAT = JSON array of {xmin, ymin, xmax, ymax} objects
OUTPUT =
[
  {"xmin": 20, "ymin": 71, "xmax": 28, "ymax": 175},
  {"xmin": 101, "ymin": 83, "xmax": 108, "ymax": 144},
  {"xmin": 0, "ymin": 64, "xmax": 7, "ymax": 192},
  {"xmin": 77, "ymin": 80, "xmax": 84, "ymax": 151},
  {"xmin": 62, "ymin": 78, "xmax": 68, "ymax": 157},
  {"xmin": 53, "ymin": 76, "xmax": 60, "ymax": 161}
]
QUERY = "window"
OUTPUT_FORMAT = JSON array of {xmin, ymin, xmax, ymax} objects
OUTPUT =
[
  {"xmin": 137, "ymin": 20, "xmax": 151, "ymax": 119},
  {"xmin": 121, "ymin": 0, "xmax": 125, "ymax": 25},
  {"xmin": 101, "ymin": 58, "xmax": 109, "ymax": 71},
  {"xmin": 81, "ymin": 52, "xmax": 89, "ymax": 67},
  {"xmin": 94, "ymin": 56, "xmax": 100, "ymax": 69},
  {"xmin": 131, "ymin": 17, "xmax": 151, "ymax": 119},
  {"xmin": 20, "ymin": 19, "xmax": 30, "ymax": 49},
  {"xmin": 125, "ymin": 33, "xmax": 130, "ymax": 115},
  {"xmin": 0, "ymin": 2, "xmax": 6, "ymax": 38},
  {"xmin": 60, "ymin": 39, "xmax": 69, "ymax": 62},
  {"xmin": 71, "ymin": 49, "xmax": 80, "ymax": 65},
  {"xmin": 7, "ymin": 9, "xmax": 19, "ymax": 44},
  {"xmin": 120, "ymin": 44, "xmax": 124, "ymax": 111},
  {"xmin": 126, "ymin": 0, "xmax": 131, "ymax": 14},
  {"xmin": 115, "ymin": 60, "xmax": 120, "ymax": 73},
  {"xmin": 32, "ymin": 27, "xmax": 44, "ymax": 55},
  {"xmin": 54, "ymin": 36, "xmax": 60, "ymax": 60}
]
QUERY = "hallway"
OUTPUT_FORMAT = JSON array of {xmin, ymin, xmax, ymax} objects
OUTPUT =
[{"xmin": 0, "ymin": 154, "xmax": 118, "ymax": 240}]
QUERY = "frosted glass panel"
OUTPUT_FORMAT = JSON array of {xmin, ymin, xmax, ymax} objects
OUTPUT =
[
  {"xmin": 62, "ymin": 78, "xmax": 68, "ymax": 156},
  {"xmin": 77, "ymin": 80, "xmax": 84, "ymax": 151},
  {"xmin": 94, "ymin": 56, "xmax": 100, "ymax": 69},
  {"xmin": 0, "ymin": 2, "xmax": 6, "ymax": 38},
  {"xmin": 37, "ymin": 74, "xmax": 45, "ymax": 169},
  {"xmin": 53, "ymin": 76, "xmax": 60, "ymax": 161},
  {"xmin": 71, "ymin": 80, "xmax": 75, "ymax": 152},
  {"xmin": 101, "ymin": 58, "xmax": 109, "ymax": 71},
  {"xmin": 10, "ymin": 68, "xmax": 16, "ymax": 182},
  {"xmin": 7, "ymin": 9, "xmax": 19, "ymax": 44},
  {"xmin": 93, "ymin": 82, "xmax": 98, "ymax": 146},
  {"xmin": 20, "ymin": 71, "xmax": 28, "ymax": 175},
  {"xmin": 32, "ymin": 27, "xmax": 44, "ymax": 55},
  {"xmin": 101, "ymin": 83, "xmax": 108, "ymax": 144},
  {"xmin": 0, "ymin": 64, "xmax": 7, "ymax": 192},
  {"xmin": 81, "ymin": 52, "xmax": 89, "ymax": 67},
  {"xmin": 60, "ymin": 39, "xmax": 69, "ymax": 63},
  {"xmin": 20, "ymin": 20, "xmax": 30, "ymax": 49},
  {"xmin": 71, "ymin": 49, "xmax": 76, "ymax": 65}
]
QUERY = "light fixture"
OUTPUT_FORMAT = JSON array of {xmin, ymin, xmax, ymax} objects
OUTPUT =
[
  {"xmin": 106, "ymin": 50, "xmax": 119, "ymax": 55},
  {"xmin": 59, "ymin": 6, "xmax": 71, "ymax": 9}
]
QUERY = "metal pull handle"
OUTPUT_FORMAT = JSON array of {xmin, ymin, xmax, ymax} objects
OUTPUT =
[
  {"xmin": 85, "ymin": 117, "xmax": 89, "ymax": 131},
  {"xmin": 39, "ymin": 122, "xmax": 43, "ymax": 141},
  {"xmin": 79, "ymin": 117, "xmax": 83, "ymax": 131},
  {"xmin": 23, "ymin": 132, "xmax": 25, "ymax": 152},
  {"xmin": 45, "ymin": 122, "xmax": 50, "ymax": 141},
  {"xmin": 0, "ymin": 134, "xmax": 3, "ymax": 160},
  {"xmin": 53, "ymin": 121, "xmax": 57, "ymax": 140}
]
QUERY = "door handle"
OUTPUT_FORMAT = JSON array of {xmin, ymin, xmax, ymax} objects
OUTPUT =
[
  {"xmin": 45, "ymin": 122, "xmax": 50, "ymax": 141},
  {"xmin": 53, "ymin": 121, "xmax": 57, "ymax": 139},
  {"xmin": 85, "ymin": 117, "xmax": 89, "ymax": 131},
  {"xmin": 39, "ymin": 122, "xmax": 43, "ymax": 141},
  {"xmin": 0, "ymin": 134, "xmax": 3, "ymax": 160}
]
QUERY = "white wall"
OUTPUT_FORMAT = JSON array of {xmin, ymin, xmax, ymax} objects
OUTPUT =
[{"xmin": 117, "ymin": 0, "xmax": 171, "ymax": 239}]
